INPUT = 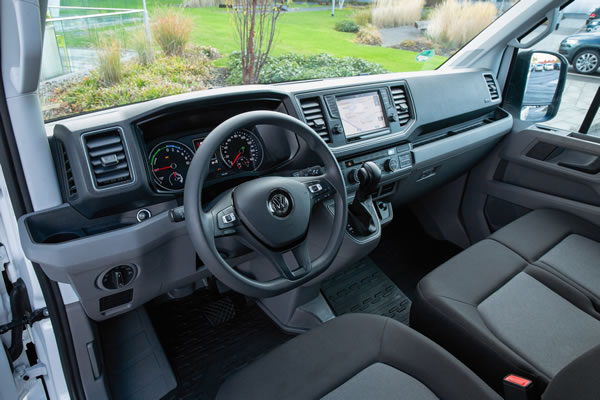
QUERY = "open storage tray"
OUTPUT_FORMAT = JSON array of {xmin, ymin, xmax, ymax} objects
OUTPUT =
[{"xmin": 21, "ymin": 204, "xmax": 137, "ymax": 244}]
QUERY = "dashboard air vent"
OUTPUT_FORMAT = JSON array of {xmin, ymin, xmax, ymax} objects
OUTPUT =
[
  {"xmin": 83, "ymin": 128, "xmax": 132, "ymax": 188},
  {"xmin": 299, "ymin": 97, "xmax": 331, "ymax": 143},
  {"xmin": 59, "ymin": 141, "xmax": 77, "ymax": 197},
  {"xmin": 483, "ymin": 73, "xmax": 499, "ymax": 101},
  {"xmin": 390, "ymin": 86, "xmax": 411, "ymax": 126}
]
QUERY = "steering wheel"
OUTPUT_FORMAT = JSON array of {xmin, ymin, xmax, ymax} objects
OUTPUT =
[{"xmin": 184, "ymin": 110, "xmax": 347, "ymax": 298}]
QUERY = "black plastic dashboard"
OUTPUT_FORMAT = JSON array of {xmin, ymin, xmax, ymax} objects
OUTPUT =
[
  {"xmin": 19, "ymin": 68, "xmax": 515, "ymax": 320},
  {"xmin": 47, "ymin": 68, "xmax": 509, "ymax": 220}
]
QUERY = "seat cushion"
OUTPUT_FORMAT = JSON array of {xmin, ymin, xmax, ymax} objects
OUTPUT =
[
  {"xmin": 321, "ymin": 363, "xmax": 438, "ymax": 400},
  {"xmin": 217, "ymin": 313, "xmax": 500, "ymax": 400},
  {"xmin": 478, "ymin": 272, "xmax": 600, "ymax": 378},
  {"xmin": 412, "ymin": 209, "xmax": 600, "ymax": 393},
  {"xmin": 489, "ymin": 209, "xmax": 600, "ymax": 263}
]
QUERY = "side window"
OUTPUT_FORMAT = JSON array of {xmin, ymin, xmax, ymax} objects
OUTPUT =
[{"xmin": 521, "ymin": 0, "xmax": 600, "ymax": 136}]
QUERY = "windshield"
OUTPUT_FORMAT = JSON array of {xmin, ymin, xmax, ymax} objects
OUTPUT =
[{"xmin": 39, "ymin": 0, "xmax": 518, "ymax": 121}]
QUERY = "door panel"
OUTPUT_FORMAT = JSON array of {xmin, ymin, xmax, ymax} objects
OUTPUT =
[{"xmin": 462, "ymin": 126, "xmax": 600, "ymax": 243}]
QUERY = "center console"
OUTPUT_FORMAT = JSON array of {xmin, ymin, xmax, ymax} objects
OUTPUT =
[
  {"xmin": 340, "ymin": 144, "xmax": 413, "ymax": 190},
  {"xmin": 296, "ymin": 81, "xmax": 414, "ymax": 151},
  {"xmin": 296, "ymin": 83, "xmax": 416, "ymax": 240}
]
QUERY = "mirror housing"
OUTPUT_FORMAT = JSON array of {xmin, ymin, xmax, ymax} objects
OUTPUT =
[{"xmin": 504, "ymin": 50, "xmax": 568, "ymax": 122}]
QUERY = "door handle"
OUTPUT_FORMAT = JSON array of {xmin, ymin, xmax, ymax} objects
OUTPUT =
[{"xmin": 558, "ymin": 157, "xmax": 600, "ymax": 174}]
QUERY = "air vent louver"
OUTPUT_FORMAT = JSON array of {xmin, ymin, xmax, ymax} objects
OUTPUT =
[
  {"xmin": 299, "ymin": 98, "xmax": 331, "ymax": 143},
  {"xmin": 83, "ymin": 129, "xmax": 132, "ymax": 188},
  {"xmin": 59, "ymin": 141, "xmax": 77, "ymax": 197},
  {"xmin": 484, "ymin": 73, "xmax": 499, "ymax": 101},
  {"xmin": 390, "ymin": 86, "xmax": 411, "ymax": 126}
]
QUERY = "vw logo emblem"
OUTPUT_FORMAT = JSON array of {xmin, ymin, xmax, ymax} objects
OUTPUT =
[{"xmin": 268, "ymin": 190, "xmax": 293, "ymax": 218}]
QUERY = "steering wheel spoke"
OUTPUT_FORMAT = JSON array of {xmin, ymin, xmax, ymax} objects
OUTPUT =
[
  {"xmin": 206, "ymin": 190, "xmax": 238, "ymax": 238},
  {"xmin": 261, "ymin": 242, "xmax": 313, "ymax": 281}
]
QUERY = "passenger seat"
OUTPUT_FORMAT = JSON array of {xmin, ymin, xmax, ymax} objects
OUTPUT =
[{"xmin": 412, "ymin": 209, "xmax": 600, "ymax": 394}]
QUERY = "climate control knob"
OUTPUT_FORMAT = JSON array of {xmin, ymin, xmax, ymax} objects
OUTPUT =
[{"xmin": 384, "ymin": 158, "xmax": 399, "ymax": 172}]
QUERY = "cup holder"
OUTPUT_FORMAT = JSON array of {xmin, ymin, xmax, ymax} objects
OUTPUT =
[{"xmin": 43, "ymin": 232, "xmax": 82, "ymax": 244}]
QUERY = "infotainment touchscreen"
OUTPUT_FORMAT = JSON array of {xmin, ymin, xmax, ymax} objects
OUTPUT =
[{"xmin": 336, "ymin": 92, "xmax": 387, "ymax": 138}]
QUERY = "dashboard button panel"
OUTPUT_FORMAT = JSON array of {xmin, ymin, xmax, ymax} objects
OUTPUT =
[{"xmin": 340, "ymin": 144, "xmax": 412, "ymax": 190}]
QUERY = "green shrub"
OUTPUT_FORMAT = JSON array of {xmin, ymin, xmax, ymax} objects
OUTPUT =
[
  {"xmin": 49, "ymin": 55, "xmax": 213, "ymax": 119},
  {"xmin": 354, "ymin": 25, "xmax": 382, "ymax": 46},
  {"xmin": 152, "ymin": 8, "xmax": 193, "ymax": 56},
  {"xmin": 353, "ymin": 8, "xmax": 372, "ymax": 26},
  {"xmin": 131, "ymin": 29, "xmax": 155, "ymax": 66},
  {"xmin": 334, "ymin": 20, "xmax": 360, "ymax": 33},
  {"xmin": 187, "ymin": 44, "xmax": 221, "ymax": 60},
  {"xmin": 227, "ymin": 52, "xmax": 387, "ymax": 85},
  {"xmin": 96, "ymin": 36, "xmax": 122, "ymax": 86}
]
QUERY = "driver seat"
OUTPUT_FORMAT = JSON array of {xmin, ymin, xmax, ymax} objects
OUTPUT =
[{"xmin": 217, "ymin": 313, "xmax": 501, "ymax": 400}]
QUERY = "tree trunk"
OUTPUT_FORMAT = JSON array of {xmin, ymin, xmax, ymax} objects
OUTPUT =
[{"xmin": 244, "ymin": 0, "xmax": 258, "ymax": 84}]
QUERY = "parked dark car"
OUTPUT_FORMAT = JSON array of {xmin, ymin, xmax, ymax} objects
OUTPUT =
[
  {"xmin": 559, "ymin": 32, "xmax": 600, "ymax": 74},
  {"xmin": 586, "ymin": 7, "xmax": 600, "ymax": 24},
  {"xmin": 587, "ymin": 19, "xmax": 600, "ymax": 32}
]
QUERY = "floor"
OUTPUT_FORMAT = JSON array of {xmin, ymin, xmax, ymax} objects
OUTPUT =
[
  {"xmin": 322, "ymin": 257, "xmax": 412, "ymax": 325},
  {"xmin": 147, "ymin": 290, "xmax": 291, "ymax": 400},
  {"xmin": 370, "ymin": 207, "xmax": 461, "ymax": 301},
  {"xmin": 148, "ymin": 207, "xmax": 461, "ymax": 399}
]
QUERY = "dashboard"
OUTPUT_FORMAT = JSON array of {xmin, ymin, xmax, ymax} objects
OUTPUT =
[
  {"xmin": 43, "ymin": 71, "xmax": 512, "ymax": 220},
  {"xmin": 22, "ymin": 68, "xmax": 514, "ymax": 320}
]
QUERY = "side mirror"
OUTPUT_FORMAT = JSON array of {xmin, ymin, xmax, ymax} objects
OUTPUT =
[{"xmin": 504, "ymin": 50, "xmax": 568, "ymax": 122}]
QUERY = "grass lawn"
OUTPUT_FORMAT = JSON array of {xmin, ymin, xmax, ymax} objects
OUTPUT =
[
  {"xmin": 51, "ymin": 0, "xmax": 446, "ymax": 73},
  {"xmin": 183, "ymin": 7, "xmax": 446, "ymax": 72}
]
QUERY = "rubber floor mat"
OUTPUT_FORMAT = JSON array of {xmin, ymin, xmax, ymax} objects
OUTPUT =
[
  {"xmin": 147, "ymin": 289, "xmax": 291, "ymax": 400},
  {"xmin": 321, "ymin": 258, "xmax": 412, "ymax": 325}
]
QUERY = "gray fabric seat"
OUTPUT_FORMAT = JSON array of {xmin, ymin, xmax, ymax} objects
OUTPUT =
[
  {"xmin": 217, "ymin": 313, "xmax": 501, "ymax": 400},
  {"xmin": 412, "ymin": 209, "xmax": 600, "ymax": 393}
]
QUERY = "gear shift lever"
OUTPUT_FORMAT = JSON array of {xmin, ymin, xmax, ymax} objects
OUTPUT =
[
  {"xmin": 353, "ymin": 161, "xmax": 382, "ymax": 204},
  {"xmin": 348, "ymin": 161, "xmax": 381, "ymax": 236}
]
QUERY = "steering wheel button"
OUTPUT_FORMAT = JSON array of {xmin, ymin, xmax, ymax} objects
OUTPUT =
[
  {"xmin": 308, "ymin": 183, "xmax": 323, "ymax": 193},
  {"xmin": 222, "ymin": 213, "xmax": 236, "ymax": 224}
]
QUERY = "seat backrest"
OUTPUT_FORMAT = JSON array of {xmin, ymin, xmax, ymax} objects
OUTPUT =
[{"xmin": 543, "ymin": 344, "xmax": 600, "ymax": 400}]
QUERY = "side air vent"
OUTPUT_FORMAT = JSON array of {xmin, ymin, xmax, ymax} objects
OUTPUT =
[
  {"xmin": 59, "ymin": 141, "xmax": 77, "ymax": 197},
  {"xmin": 484, "ymin": 73, "xmax": 499, "ymax": 101},
  {"xmin": 390, "ymin": 86, "xmax": 411, "ymax": 126},
  {"xmin": 299, "ymin": 98, "xmax": 331, "ymax": 143},
  {"xmin": 83, "ymin": 128, "xmax": 132, "ymax": 189}
]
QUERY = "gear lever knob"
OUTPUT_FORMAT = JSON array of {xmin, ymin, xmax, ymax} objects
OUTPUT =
[{"xmin": 355, "ymin": 161, "xmax": 381, "ymax": 203}]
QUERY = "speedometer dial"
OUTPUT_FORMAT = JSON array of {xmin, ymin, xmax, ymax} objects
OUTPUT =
[
  {"xmin": 149, "ymin": 141, "xmax": 194, "ymax": 191},
  {"xmin": 219, "ymin": 129, "xmax": 264, "ymax": 171}
]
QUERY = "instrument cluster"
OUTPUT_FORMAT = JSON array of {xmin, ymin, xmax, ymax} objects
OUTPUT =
[{"xmin": 148, "ymin": 128, "xmax": 265, "ymax": 192}]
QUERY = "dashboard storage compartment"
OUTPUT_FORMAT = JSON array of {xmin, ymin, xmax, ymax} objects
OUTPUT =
[
  {"xmin": 22, "ymin": 204, "xmax": 135, "ymax": 244},
  {"xmin": 18, "ymin": 202, "xmax": 195, "ymax": 321}
]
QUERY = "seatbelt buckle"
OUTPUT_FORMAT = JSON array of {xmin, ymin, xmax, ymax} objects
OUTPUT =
[{"xmin": 503, "ymin": 374, "xmax": 534, "ymax": 400}]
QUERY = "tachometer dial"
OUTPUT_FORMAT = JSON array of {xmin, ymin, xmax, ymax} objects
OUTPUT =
[
  {"xmin": 219, "ymin": 129, "xmax": 264, "ymax": 171},
  {"xmin": 149, "ymin": 141, "xmax": 194, "ymax": 191}
]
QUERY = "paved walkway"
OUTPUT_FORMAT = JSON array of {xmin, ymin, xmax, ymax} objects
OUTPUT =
[
  {"xmin": 546, "ymin": 74, "xmax": 600, "ymax": 135},
  {"xmin": 379, "ymin": 25, "xmax": 421, "ymax": 47},
  {"xmin": 286, "ymin": 6, "xmax": 331, "ymax": 12}
]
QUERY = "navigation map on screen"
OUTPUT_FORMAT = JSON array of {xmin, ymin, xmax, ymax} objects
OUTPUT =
[{"xmin": 336, "ymin": 92, "xmax": 386, "ymax": 137}]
